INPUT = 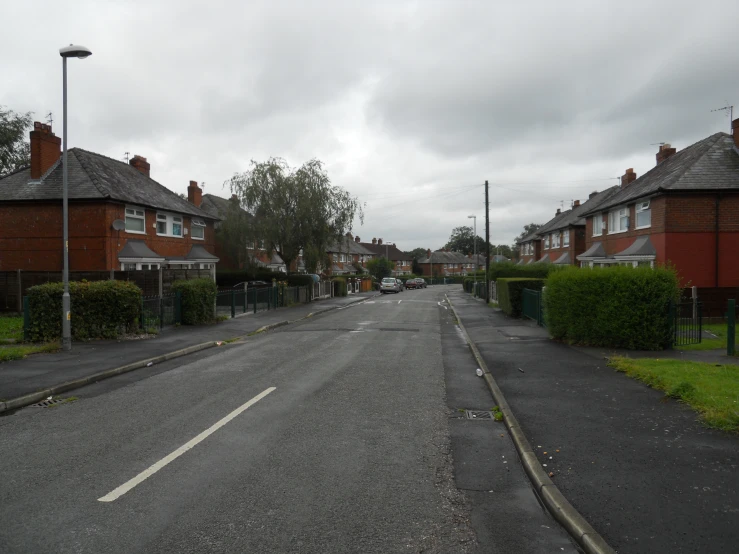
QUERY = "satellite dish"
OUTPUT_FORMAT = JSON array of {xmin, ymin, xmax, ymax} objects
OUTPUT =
[{"xmin": 112, "ymin": 219, "xmax": 125, "ymax": 231}]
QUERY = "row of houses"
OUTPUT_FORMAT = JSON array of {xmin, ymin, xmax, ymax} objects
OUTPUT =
[
  {"xmin": 0, "ymin": 122, "xmax": 420, "ymax": 278},
  {"xmin": 515, "ymin": 122, "xmax": 739, "ymax": 298}
]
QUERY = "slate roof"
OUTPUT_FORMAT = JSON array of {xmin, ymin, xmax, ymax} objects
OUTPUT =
[
  {"xmin": 614, "ymin": 236, "xmax": 656, "ymax": 257},
  {"xmin": 536, "ymin": 210, "xmax": 573, "ymax": 235},
  {"xmin": 418, "ymin": 251, "xmax": 471, "ymax": 264},
  {"xmin": 0, "ymin": 148, "xmax": 217, "ymax": 220},
  {"xmin": 117, "ymin": 240, "xmax": 165, "ymax": 260},
  {"xmin": 327, "ymin": 237, "xmax": 376, "ymax": 256},
  {"xmin": 577, "ymin": 241, "xmax": 606, "ymax": 259},
  {"xmin": 582, "ymin": 133, "xmax": 739, "ymax": 215},
  {"xmin": 517, "ymin": 230, "xmax": 540, "ymax": 244},
  {"xmin": 358, "ymin": 241, "xmax": 408, "ymax": 261},
  {"xmin": 553, "ymin": 252, "xmax": 571, "ymax": 264},
  {"xmin": 187, "ymin": 245, "xmax": 220, "ymax": 260},
  {"xmin": 538, "ymin": 254, "xmax": 551, "ymax": 264}
]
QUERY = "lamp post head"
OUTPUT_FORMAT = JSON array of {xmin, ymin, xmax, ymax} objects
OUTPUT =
[{"xmin": 60, "ymin": 44, "xmax": 92, "ymax": 59}]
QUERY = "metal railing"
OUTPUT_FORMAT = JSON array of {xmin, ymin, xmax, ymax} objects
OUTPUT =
[
  {"xmin": 141, "ymin": 293, "xmax": 180, "ymax": 331},
  {"xmin": 522, "ymin": 288, "xmax": 544, "ymax": 326},
  {"xmin": 670, "ymin": 301, "xmax": 703, "ymax": 346}
]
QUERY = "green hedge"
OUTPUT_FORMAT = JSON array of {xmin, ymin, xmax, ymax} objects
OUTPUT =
[
  {"xmin": 497, "ymin": 278, "xmax": 546, "ymax": 317},
  {"xmin": 27, "ymin": 280, "xmax": 141, "ymax": 342},
  {"xmin": 216, "ymin": 269, "xmax": 285, "ymax": 287},
  {"xmin": 544, "ymin": 266, "xmax": 679, "ymax": 349},
  {"xmin": 285, "ymin": 274, "xmax": 315, "ymax": 287},
  {"xmin": 332, "ymin": 277, "xmax": 348, "ymax": 297},
  {"xmin": 172, "ymin": 278, "xmax": 218, "ymax": 325},
  {"xmin": 488, "ymin": 261, "xmax": 560, "ymax": 281}
]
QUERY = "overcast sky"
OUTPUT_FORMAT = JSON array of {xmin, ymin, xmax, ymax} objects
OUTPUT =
[{"xmin": 3, "ymin": 0, "xmax": 738, "ymax": 251}]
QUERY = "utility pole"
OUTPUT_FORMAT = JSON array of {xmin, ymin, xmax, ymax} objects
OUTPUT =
[{"xmin": 485, "ymin": 180, "xmax": 490, "ymax": 303}]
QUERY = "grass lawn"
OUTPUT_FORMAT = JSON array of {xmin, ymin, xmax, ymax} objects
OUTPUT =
[
  {"xmin": 0, "ymin": 315, "xmax": 23, "ymax": 342},
  {"xmin": 676, "ymin": 323, "xmax": 736, "ymax": 352},
  {"xmin": 609, "ymin": 356, "xmax": 739, "ymax": 432}
]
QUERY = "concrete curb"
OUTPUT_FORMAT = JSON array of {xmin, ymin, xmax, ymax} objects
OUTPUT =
[
  {"xmin": 0, "ymin": 341, "xmax": 218, "ymax": 414},
  {"xmin": 0, "ymin": 294, "xmax": 377, "ymax": 414},
  {"xmin": 445, "ymin": 294, "xmax": 616, "ymax": 554}
]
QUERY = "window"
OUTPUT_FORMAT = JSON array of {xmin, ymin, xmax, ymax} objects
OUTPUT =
[
  {"xmin": 608, "ymin": 208, "xmax": 629, "ymax": 234},
  {"xmin": 172, "ymin": 216, "xmax": 182, "ymax": 237},
  {"xmin": 635, "ymin": 201, "xmax": 651, "ymax": 228},
  {"xmin": 563, "ymin": 230, "xmax": 570, "ymax": 246},
  {"xmin": 156, "ymin": 213, "xmax": 167, "ymax": 234},
  {"xmin": 246, "ymin": 241, "xmax": 255, "ymax": 249},
  {"xmin": 333, "ymin": 253, "xmax": 338, "ymax": 262},
  {"xmin": 552, "ymin": 233, "xmax": 560, "ymax": 248},
  {"xmin": 123, "ymin": 263, "xmax": 136, "ymax": 271},
  {"xmin": 544, "ymin": 236, "xmax": 550, "ymax": 249},
  {"xmin": 593, "ymin": 215, "xmax": 603, "ymax": 236},
  {"xmin": 125, "ymin": 207, "xmax": 145, "ymax": 233},
  {"xmin": 156, "ymin": 213, "xmax": 183, "ymax": 237},
  {"xmin": 191, "ymin": 219, "xmax": 205, "ymax": 239}
]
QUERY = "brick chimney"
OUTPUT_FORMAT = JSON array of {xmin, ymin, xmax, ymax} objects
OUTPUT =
[
  {"xmin": 733, "ymin": 119, "xmax": 739, "ymax": 148},
  {"xmin": 372, "ymin": 238, "xmax": 377, "ymax": 245},
  {"xmin": 589, "ymin": 190, "xmax": 598, "ymax": 199},
  {"xmin": 621, "ymin": 168, "xmax": 637, "ymax": 188},
  {"xmin": 655, "ymin": 144, "xmax": 676, "ymax": 165},
  {"xmin": 573, "ymin": 199, "xmax": 581, "ymax": 207},
  {"xmin": 556, "ymin": 208, "xmax": 561, "ymax": 215},
  {"xmin": 355, "ymin": 236, "xmax": 360, "ymax": 243},
  {"xmin": 30, "ymin": 122, "xmax": 61, "ymax": 179},
  {"xmin": 187, "ymin": 180, "xmax": 202, "ymax": 207},
  {"xmin": 378, "ymin": 238, "xmax": 383, "ymax": 245},
  {"xmin": 426, "ymin": 249, "xmax": 431, "ymax": 258},
  {"xmin": 129, "ymin": 155, "xmax": 150, "ymax": 177}
]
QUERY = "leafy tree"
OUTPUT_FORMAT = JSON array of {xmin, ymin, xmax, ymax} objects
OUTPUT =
[
  {"xmin": 1, "ymin": 106, "xmax": 33, "ymax": 177},
  {"xmin": 216, "ymin": 198, "xmax": 258, "ymax": 270},
  {"xmin": 405, "ymin": 247, "xmax": 428, "ymax": 260},
  {"xmin": 444, "ymin": 226, "xmax": 485, "ymax": 254},
  {"xmin": 227, "ymin": 157, "xmax": 362, "ymax": 273},
  {"xmin": 366, "ymin": 257, "xmax": 395, "ymax": 281},
  {"xmin": 491, "ymin": 244, "xmax": 514, "ymax": 259},
  {"xmin": 515, "ymin": 223, "xmax": 541, "ymax": 243},
  {"xmin": 412, "ymin": 258, "xmax": 423, "ymax": 275}
]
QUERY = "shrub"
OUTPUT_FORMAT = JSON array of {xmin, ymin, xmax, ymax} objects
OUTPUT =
[
  {"xmin": 332, "ymin": 277, "xmax": 348, "ymax": 297},
  {"xmin": 285, "ymin": 274, "xmax": 315, "ymax": 287},
  {"xmin": 488, "ymin": 261, "xmax": 561, "ymax": 282},
  {"xmin": 172, "ymin": 278, "xmax": 218, "ymax": 325},
  {"xmin": 497, "ymin": 278, "xmax": 546, "ymax": 317},
  {"xmin": 27, "ymin": 280, "xmax": 141, "ymax": 342},
  {"xmin": 544, "ymin": 265, "xmax": 679, "ymax": 350}
]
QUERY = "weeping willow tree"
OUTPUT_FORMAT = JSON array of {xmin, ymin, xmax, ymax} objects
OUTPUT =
[{"xmin": 226, "ymin": 158, "xmax": 363, "ymax": 273}]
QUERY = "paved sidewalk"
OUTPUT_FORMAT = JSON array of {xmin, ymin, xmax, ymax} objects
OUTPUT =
[
  {"xmin": 448, "ymin": 289, "xmax": 738, "ymax": 554},
  {"xmin": 0, "ymin": 292, "xmax": 375, "ymax": 401}
]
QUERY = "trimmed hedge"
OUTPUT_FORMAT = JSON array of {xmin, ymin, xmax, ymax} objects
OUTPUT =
[
  {"xmin": 497, "ymin": 278, "xmax": 546, "ymax": 317},
  {"xmin": 544, "ymin": 265, "xmax": 679, "ymax": 350},
  {"xmin": 332, "ymin": 277, "xmax": 348, "ymax": 297},
  {"xmin": 27, "ymin": 280, "xmax": 141, "ymax": 342},
  {"xmin": 488, "ymin": 261, "xmax": 560, "ymax": 281},
  {"xmin": 172, "ymin": 278, "xmax": 218, "ymax": 325},
  {"xmin": 285, "ymin": 274, "xmax": 316, "ymax": 287},
  {"xmin": 216, "ymin": 269, "xmax": 285, "ymax": 287}
]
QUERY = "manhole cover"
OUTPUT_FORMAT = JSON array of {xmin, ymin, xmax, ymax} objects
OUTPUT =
[
  {"xmin": 464, "ymin": 410, "xmax": 494, "ymax": 420},
  {"xmin": 29, "ymin": 398, "xmax": 68, "ymax": 408}
]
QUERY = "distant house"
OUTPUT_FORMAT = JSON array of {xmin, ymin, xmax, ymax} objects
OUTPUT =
[
  {"xmin": 0, "ymin": 122, "xmax": 219, "ymax": 272},
  {"xmin": 417, "ymin": 249, "xmax": 476, "ymax": 277},
  {"xmin": 358, "ymin": 237, "xmax": 412, "ymax": 276},
  {"xmin": 516, "ymin": 230, "xmax": 541, "ymax": 265},
  {"xmin": 325, "ymin": 234, "xmax": 375, "ymax": 275},
  {"xmin": 578, "ymin": 128, "xmax": 739, "ymax": 300}
]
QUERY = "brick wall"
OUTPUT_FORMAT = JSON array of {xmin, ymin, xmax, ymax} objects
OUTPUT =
[{"xmin": 0, "ymin": 201, "xmax": 216, "ymax": 271}]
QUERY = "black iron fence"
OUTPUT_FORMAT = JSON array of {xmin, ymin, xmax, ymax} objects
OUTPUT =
[
  {"xmin": 671, "ymin": 301, "xmax": 703, "ymax": 346},
  {"xmin": 141, "ymin": 293, "xmax": 181, "ymax": 331}
]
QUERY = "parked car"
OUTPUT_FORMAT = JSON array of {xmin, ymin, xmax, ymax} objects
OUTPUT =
[
  {"xmin": 380, "ymin": 277, "xmax": 400, "ymax": 294},
  {"xmin": 405, "ymin": 278, "xmax": 417, "ymax": 289},
  {"xmin": 417, "ymin": 278, "xmax": 428, "ymax": 288},
  {"xmin": 396, "ymin": 278, "xmax": 404, "ymax": 291}
]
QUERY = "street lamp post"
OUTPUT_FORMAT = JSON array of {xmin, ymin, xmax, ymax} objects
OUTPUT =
[
  {"xmin": 468, "ymin": 215, "xmax": 477, "ymax": 290},
  {"xmin": 59, "ymin": 44, "xmax": 92, "ymax": 351}
]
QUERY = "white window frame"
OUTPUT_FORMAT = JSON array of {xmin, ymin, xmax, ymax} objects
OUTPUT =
[
  {"xmin": 191, "ymin": 218, "xmax": 206, "ymax": 240},
  {"xmin": 635, "ymin": 201, "xmax": 651, "ymax": 229},
  {"xmin": 552, "ymin": 233, "xmax": 560, "ymax": 248},
  {"xmin": 124, "ymin": 206, "xmax": 146, "ymax": 234},
  {"xmin": 592, "ymin": 215, "xmax": 603, "ymax": 236},
  {"xmin": 608, "ymin": 207, "xmax": 629, "ymax": 234},
  {"xmin": 563, "ymin": 229, "xmax": 570, "ymax": 246},
  {"xmin": 156, "ymin": 212, "xmax": 184, "ymax": 238},
  {"xmin": 544, "ymin": 236, "xmax": 550, "ymax": 249}
]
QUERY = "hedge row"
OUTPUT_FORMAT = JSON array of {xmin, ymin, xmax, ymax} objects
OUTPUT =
[
  {"xmin": 544, "ymin": 266, "xmax": 679, "ymax": 349},
  {"xmin": 27, "ymin": 280, "xmax": 141, "ymax": 342},
  {"xmin": 497, "ymin": 278, "xmax": 546, "ymax": 317},
  {"xmin": 488, "ymin": 261, "xmax": 560, "ymax": 281},
  {"xmin": 216, "ymin": 269, "xmax": 286, "ymax": 287},
  {"xmin": 332, "ymin": 277, "xmax": 348, "ymax": 297},
  {"xmin": 171, "ymin": 278, "xmax": 218, "ymax": 325}
]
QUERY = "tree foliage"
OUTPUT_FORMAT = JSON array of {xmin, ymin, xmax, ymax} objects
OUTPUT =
[
  {"xmin": 1, "ymin": 106, "xmax": 33, "ymax": 177},
  {"xmin": 443, "ymin": 226, "xmax": 485, "ymax": 254},
  {"xmin": 216, "ymin": 198, "xmax": 258, "ymax": 270},
  {"xmin": 515, "ymin": 223, "xmax": 541, "ymax": 243},
  {"xmin": 366, "ymin": 257, "xmax": 395, "ymax": 281},
  {"xmin": 227, "ymin": 158, "xmax": 363, "ymax": 273}
]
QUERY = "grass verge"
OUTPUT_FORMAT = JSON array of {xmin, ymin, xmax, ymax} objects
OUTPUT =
[
  {"xmin": 608, "ymin": 356, "xmax": 739, "ymax": 432},
  {"xmin": 675, "ymin": 323, "xmax": 736, "ymax": 352},
  {"xmin": 0, "ymin": 343, "xmax": 60, "ymax": 363},
  {"xmin": 0, "ymin": 315, "xmax": 23, "ymax": 342}
]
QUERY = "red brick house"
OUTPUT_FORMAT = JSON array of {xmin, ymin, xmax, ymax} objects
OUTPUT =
[
  {"xmin": 577, "ymin": 127, "xmax": 739, "ymax": 294},
  {"xmin": 417, "ymin": 250, "xmax": 473, "ymax": 277},
  {"xmin": 325, "ymin": 234, "xmax": 375, "ymax": 275},
  {"xmin": 516, "ymin": 230, "xmax": 542, "ymax": 264},
  {"xmin": 359, "ymin": 238, "xmax": 412, "ymax": 275},
  {"xmin": 0, "ymin": 122, "xmax": 219, "ymax": 272}
]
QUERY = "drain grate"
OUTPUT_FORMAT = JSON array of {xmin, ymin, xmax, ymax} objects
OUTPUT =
[
  {"xmin": 464, "ymin": 410, "xmax": 494, "ymax": 420},
  {"xmin": 29, "ymin": 398, "xmax": 68, "ymax": 408}
]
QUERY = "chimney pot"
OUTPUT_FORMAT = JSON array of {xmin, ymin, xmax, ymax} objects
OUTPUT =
[
  {"xmin": 556, "ymin": 208, "xmax": 561, "ymax": 215},
  {"xmin": 129, "ymin": 155, "xmax": 151, "ymax": 177},
  {"xmin": 29, "ymin": 121, "xmax": 61, "ymax": 179},
  {"xmin": 378, "ymin": 238, "xmax": 383, "ymax": 245},
  {"xmin": 656, "ymin": 144, "xmax": 676, "ymax": 165},
  {"xmin": 372, "ymin": 238, "xmax": 377, "ymax": 245},
  {"xmin": 187, "ymin": 180, "xmax": 203, "ymax": 207}
]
